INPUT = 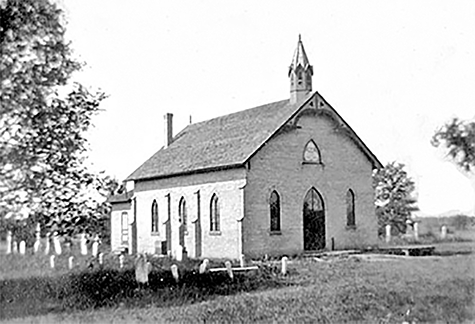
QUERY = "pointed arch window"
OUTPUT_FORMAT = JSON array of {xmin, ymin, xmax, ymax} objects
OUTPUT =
[
  {"xmin": 210, "ymin": 194, "xmax": 220, "ymax": 232},
  {"xmin": 121, "ymin": 212, "xmax": 128, "ymax": 245},
  {"xmin": 179, "ymin": 197, "xmax": 187, "ymax": 228},
  {"xmin": 346, "ymin": 189, "xmax": 356, "ymax": 227},
  {"xmin": 303, "ymin": 140, "xmax": 321, "ymax": 163},
  {"xmin": 270, "ymin": 191, "xmax": 281, "ymax": 232},
  {"xmin": 151, "ymin": 199, "xmax": 159, "ymax": 234}
]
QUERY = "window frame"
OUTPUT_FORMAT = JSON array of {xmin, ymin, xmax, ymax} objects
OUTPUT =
[
  {"xmin": 179, "ymin": 197, "xmax": 187, "ymax": 229},
  {"xmin": 269, "ymin": 190, "xmax": 281, "ymax": 233},
  {"xmin": 346, "ymin": 189, "xmax": 356, "ymax": 228},
  {"xmin": 303, "ymin": 140, "xmax": 322, "ymax": 164},
  {"xmin": 151, "ymin": 199, "xmax": 159, "ymax": 234},
  {"xmin": 209, "ymin": 194, "xmax": 220, "ymax": 233}
]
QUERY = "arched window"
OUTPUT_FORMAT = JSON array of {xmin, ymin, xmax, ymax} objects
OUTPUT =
[
  {"xmin": 179, "ymin": 197, "xmax": 187, "ymax": 228},
  {"xmin": 151, "ymin": 200, "xmax": 159, "ymax": 233},
  {"xmin": 303, "ymin": 140, "xmax": 321, "ymax": 163},
  {"xmin": 346, "ymin": 189, "xmax": 355, "ymax": 227},
  {"xmin": 270, "ymin": 191, "xmax": 281, "ymax": 232},
  {"xmin": 210, "ymin": 194, "xmax": 220, "ymax": 232}
]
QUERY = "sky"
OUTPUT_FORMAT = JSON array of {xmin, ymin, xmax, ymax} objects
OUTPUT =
[{"xmin": 58, "ymin": 0, "xmax": 475, "ymax": 216}]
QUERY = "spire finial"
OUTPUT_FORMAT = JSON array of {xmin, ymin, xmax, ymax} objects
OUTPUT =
[{"xmin": 298, "ymin": 34, "xmax": 301, "ymax": 42}]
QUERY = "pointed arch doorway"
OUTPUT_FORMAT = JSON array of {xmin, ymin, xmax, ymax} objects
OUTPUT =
[{"xmin": 303, "ymin": 188, "xmax": 326, "ymax": 250}]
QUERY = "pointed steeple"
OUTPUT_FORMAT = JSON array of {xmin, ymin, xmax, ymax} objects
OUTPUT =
[{"xmin": 289, "ymin": 35, "xmax": 313, "ymax": 104}]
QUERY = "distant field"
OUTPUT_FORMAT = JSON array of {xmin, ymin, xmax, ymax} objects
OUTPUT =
[{"xmin": 1, "ymin": 233, "xmax": 474, "ymax": 323}]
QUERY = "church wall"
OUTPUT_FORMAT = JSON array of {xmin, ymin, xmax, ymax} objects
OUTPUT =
[
  {"xmin": 133, "ymin": 169, "xmax": 246, "ymax": 259},
  {"xmin": 243, "ymin": 103, "xmax": 378, "ymax": 257}
]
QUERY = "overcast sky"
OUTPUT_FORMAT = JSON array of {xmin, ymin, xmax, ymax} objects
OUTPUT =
[{"xmin": 59, "ymin": 0, "xmax": 475, "ymax": 216}]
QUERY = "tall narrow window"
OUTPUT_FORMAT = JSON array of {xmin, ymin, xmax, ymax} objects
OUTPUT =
[
  {"xmin": 346, "ymin": 189, "xmax": 356, "ymax": 227},
  {"xmin": 179, "ymin": 197, "xmax": 187, "ymax": 228},
  {"xmin": 303, "ymin": 140, "xmax": 321, "ymax": 163},
  {"xmin": 270, "ymin": 191, "xmax": 281, "ymax": 232},
  {"xmin": 121, "ymin": 212, "xmax": 128, "ymax": 244},
  {"xmin": 151, "ymin": 199, "xmax": 159, "ymax": 233},
  {"xmin": 210, "ymin": 194, "xmax": 220, "ymax": 232}
]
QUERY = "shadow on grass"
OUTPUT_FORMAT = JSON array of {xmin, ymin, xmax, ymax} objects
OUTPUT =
[{"xmin": 0, "ymin": 265, "xmax": 289, "ymax": 320}]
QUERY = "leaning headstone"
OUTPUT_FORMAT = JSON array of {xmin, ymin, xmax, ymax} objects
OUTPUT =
[
  {"xmin": 171, "ymin": 264, "xmax": 179, "ymax": 283},
  {"xmin": 50, "ymin": 255, "xmax": 55, "ymax": 268},
  {"xmin": 281, "ymin": 256, "xmax": 288, "ymax": 275},
  {"xmin": 240, "ymin": 254, "xmax": 245, "ymax": 267},
  {"xmin": 53, "ymin": 232, "xmax": 62, "ymax": 255},
  {"xmin": 119, "ymin": 255, "xmax": 124, "ymax": 269},
  {"xmin": 33, "ymin": 223, "xmax": 41, "ymax": 253},
  {"xmin": 199, "ymin": 259, "xmax": 209, "ymax": 274},
  {"xmin": 441, "ymin": 225, "xmax": 447, "ymax": 239},
  {"xmin": 413, "ymin": 222, "xmax": 419, "ymax": 241},
  {"xmin": 12, "ymin": 240, "xmax": 18, "ymax": 254},
  {"xmin": 98, "ymin": 252, "xmax": 104, "ymax": 265},
  {"xmin": 44, "ymin": 233, "xmax": 51, "ymax": 255},
  {"xmin": 80, "ymin": 233, "xmax": 88, "ymax": 256},
  {"xmin": 19, "ymin": 241, "xmax": 26, "ymax": 255},
  {"xmin": 385, "ymin": 224, "xmax": 391, "ymax": 243},
  {"xmin": 135, "ymin": 254, "xmax": 151, "ymax": 285},
  {"xmin": 68, "ymin": 256, "xmax": 75, "ymax": 270},
  {"xmin": 6, "ymin": 231, "xmax": 12, "ymax": 254},
  {"xmin": 92, "ymin": 236, "xmax": 99, "ymax": 257},
  {"xmin": 225, "ymin": 261, "xmax": 234, "ymax": 280}
]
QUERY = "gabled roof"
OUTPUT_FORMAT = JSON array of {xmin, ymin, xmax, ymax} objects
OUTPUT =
[{"xmin": 127, "ymin": 93, "xmax": 382, "ymax": 181}]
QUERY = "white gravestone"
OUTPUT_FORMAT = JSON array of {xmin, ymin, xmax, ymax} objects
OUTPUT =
[
  {"xmin": 80, "ymin": 233, "xmax": 88, "ymax": 255},
  {"xmin": 413, "ymin": 222, "xmax": 419, "ymax": 240},
  {"xmin": 171, "ymin": 264, "xmax": 179, "ymax": 283},
  {"xmin": 281, "ymin": 256, "xmax": 288, "ymax": 275},
  {"xmin": 19, "ymin": 240, "xmax": 26, "ymax": 255},
  {"xmin": 12, "ymin": 240, "xmax": 18, "ymax": 254},
  {"xmin": 385, "ymin": 224, "xmax": 391, "ymax": 243},
  {"xmin": 53, "ymin": 232, "xmax": 62, "ymax": 255},
  {"xmin": 199, "ymin": 259, "xmax": 209, "ymax": 274},
  {"xmin": 68, "ymin": 256, "xmax": 74, "ymax": 269},
  {"xmin": 50, "ymin": 255, "xmax": 55, "ymax": 268},
  {"xmin": 441, "ymin": 225, "xmax": 447, "ymax": 239},
  {"xmin": 98, "ymin": 252, "xmax": 104, "ymax": 265},
  {"xmin": 33, "ymin": 223, "xmax": 41, "ymax": 253},
  {"xmin": 6, "ymin": 231, "xmax": 12, "ymax": 254},
  {"xmin": 44, "ymin": 233, "xmax": 51, "ymax": 255},
  {"xmin": 119, "ymin": 255, "xmax": 124, "ymax": 268},
  {"xmin": 135, "ymin": 254, "xmax": 151, "ymax": 285},
  {"xmin": 92, "ymin": 236, "xmax": 99, "ymax": 257},
  {"xmin": 225, "ymin": 261, "xmax": 234, "ymax": 280}
]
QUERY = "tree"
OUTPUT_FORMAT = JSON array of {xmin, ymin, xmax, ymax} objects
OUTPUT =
[
  {"xmin": 432, "ymin": 118, "xmax": 475, "ymax": 172},
  {"xmin": 0, "ymin": 0, "xmax": 114, "ymax": 238},
  {"xmin": 373, "ymin": 162, "xmax": 419, "ymax": 235}
]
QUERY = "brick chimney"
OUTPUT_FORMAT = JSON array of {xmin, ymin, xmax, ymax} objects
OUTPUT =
[{"xmin": 164, "ymin": 113, "xmax": 173, "ymax": 147}]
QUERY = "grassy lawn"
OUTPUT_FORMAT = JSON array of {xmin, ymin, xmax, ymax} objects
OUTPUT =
[{"xmin": 1, "ymin": 239, "xmax": 474, "ymax": 323}]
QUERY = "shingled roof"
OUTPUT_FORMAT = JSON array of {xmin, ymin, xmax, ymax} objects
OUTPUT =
[{"xmin": 127, "ymin": 93, "xmax": 381, "ymax": 181}]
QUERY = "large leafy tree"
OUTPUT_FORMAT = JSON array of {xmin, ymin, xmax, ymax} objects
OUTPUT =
[
  {"xmin": 432, "ymin": 118, "xmax": 475, "ymax": 172},
  {"xmin": 0, "ymin": 0, "xmax": 116, "ymax": 239},
  {"xmin": 373, "ymin": 162, "xmax": 419, "ymax": 235}
]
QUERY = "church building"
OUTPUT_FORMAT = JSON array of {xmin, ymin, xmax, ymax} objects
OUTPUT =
[{"xmin": 109, "ymin": 36, "xmax": 382, "ymax": 259}]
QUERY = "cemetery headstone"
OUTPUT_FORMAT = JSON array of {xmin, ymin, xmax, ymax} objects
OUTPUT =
[
  {"xmin": 135, "ymin": 254, "xmax": 151, "ymax": 285},
  {"xmin": 98, "ymin": 252, "xmax": 104, "ymax": 265},
  {"xmin": 171, "ymin": 264, "xmax": 179, "ymax": 283},
  {"xmin": 199, "ymin": 259, "xmax": 209, "ymax": 274},
  {"xmin": 385, "ymin": 224, "xmax": 391, "ymax": 243},
  {"xmin": 68, "ymin": 256, "xmax": 74, "ymax": 269},
  {"xmin": 413, "ymin": 222, "xmax": 419, "ymax": 240},
  {"xmin": 34, "ymin": 224, "xmax": 41, "ymax": 253},
  {"xmin": 441, "ymin": 225, "xmax": 447, "ymax": 239},
  {"xmin": 92, "ymin": 236, "xmax": 99, "ymax": 257},
  {"xmin": 44, "ymin": 233, "xmax": 51, "ymax": 255},
  {"xmin": 50, "ymin": 255, "xmax": 55, "ymax": 268},
  {"xmin": 225, "ymin": 261, "xmax": 234, "ymax": 280},
  {"xmin": 19, "ymin": 240, "xmax": 26, "ymax": 255},
  {"xmin": 119, "ymin": 255, "xmax": 124, "ymax": 268},
  {"xmin": 12, "ymin": 240, "xmax": 18, "ymax": 254},
  {"xmin": 53, "ymin": 232, "xmax": 62, "ymax": 255},
  {"xmin": 6, "ymin": 231, "xmax": 12, "ymax": 254},
  {"xmin": 80, "ymin": 233, "xmax": 88, "ymax": 255},
  {"xmin": 281, "ymin": 256, "xmax": 288, "ymax": 275}
]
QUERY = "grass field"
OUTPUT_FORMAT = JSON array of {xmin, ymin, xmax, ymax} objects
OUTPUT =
[{"xmin": 1, "ymin": 234, "xmax": 474, "ymax": 323}]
